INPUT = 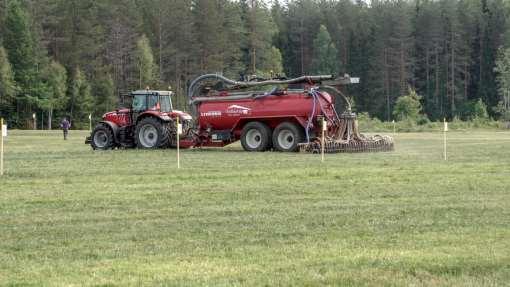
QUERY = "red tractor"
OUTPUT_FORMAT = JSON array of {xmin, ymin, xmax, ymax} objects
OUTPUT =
[{"xmin": 86, "ymin": 90, "xmax": 192, "ymax": 149}]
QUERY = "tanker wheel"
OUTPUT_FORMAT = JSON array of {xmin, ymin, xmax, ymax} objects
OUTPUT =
[
  {"xmin": 135, "ymin": 117, "xmax": 170, "ymax": 149},
  {"xmin": 91, "ymin": 124, "xmax": 115, "ymax": 150},
  {"xmin": 240, "ymin": 121, "xmax": 272, "ymax": 152},
  {"xmin": 272, "ymin": 122, "xmax": 304, "ymax": 152}
]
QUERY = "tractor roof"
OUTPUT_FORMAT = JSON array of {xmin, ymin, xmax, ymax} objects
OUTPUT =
[{"xmin": 130, "ymin": 90, "xmax": 174, "ymax": 96}]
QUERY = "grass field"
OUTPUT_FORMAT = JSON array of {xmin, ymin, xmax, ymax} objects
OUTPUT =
[{"xmin": 0, "ymin": 130, "xmax": 509, "ymax": 286}]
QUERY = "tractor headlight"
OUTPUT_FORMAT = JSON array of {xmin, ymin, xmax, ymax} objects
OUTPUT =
[{"xmin": 160, "ymin": 115, "xmax": 171, "ymax": 121}]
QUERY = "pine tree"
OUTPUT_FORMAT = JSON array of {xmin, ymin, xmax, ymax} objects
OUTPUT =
[
  {"xmin": 193, "ymin": 0, "xmax": 226, "ymax": 73},
  {"xmin": 192, "ymin": 0, "xmax": 246, "ymax": 78},
  {"xmin": 3, "ymin": 0, "xmax": 48, "ymax": 127},
  {"xmin": 48, "ymin": 0, "xmax": 102, "ymax": 73},
  {"xmin": 29, "ymin": 0, "xmax": 68, "ymax": 64},
  {"xmin": 319, "ymin": 0, "xmax": 355, "ymax": 75},
  {"xmin": 68, "ymin": 68, "xmax": 93, "ymax": 126},
  {"xmin": 0, "ymin": 46, "xmax": 18, "ymax": 120},
  {"xmin": 285, "ymin": 0, "xmax": 322, "ymax": 76},
  {"xmin": 92, "ymin": 69, "xmax": 115, "ymax": 118},
  {"xmin": 222, "ymin": 1, "xmax": 246, "ymax": 78},
  {"xmin": 159, "ymin": 0, "xmax": 197, "ymax": 110},
  {"xmin": 311, "ymin": 25, "xmax": 339, "ymax": 75},
  {"xmin": 3, "ymin": 0, "xmax": 38, "ymax": 92},
  {"xmin": 483, "ymin": 0, "xmax": 506, "ymax": 112},
  {"xmin": 102, "ymin": 0, "xmax": 141, "ymax": 94},
  {"xmin": 135, "ymin": 34, "xmax": 158, "ymax": 89},
  {"xmin": 368, "ymin": 0, "xmax": 414, "ymax": 120},
  {"xmin": 414, "ymin": 0, "xmax": 444, "ymax": 119},
  {"xmin": 40, "ymin": 61, "xmax": 67, "ymax": 130},
  {"xmin": 0, "ymin": 0, "xmax": 7, "ymax": 41},
  {"xmin": 244, "ymin": 0, "xmax": 278, "ymax": 76},
  {"xmin": 494, "ymin": 47, "xmax": 510, "ymax": 117},
  {"xmin": 271, "ymin": 1, "xmax": 290, "ymax": 76},
  {"xmin": 266, "ymin": 46, "xmax": 284, "ymax": 76},
  {"xmin": 425, "ymin": 0, "xmax": 471, "ymax": 118},
  {"xmin": 345, "ymin": 1, "xmax": 373, "ymax": 115}
]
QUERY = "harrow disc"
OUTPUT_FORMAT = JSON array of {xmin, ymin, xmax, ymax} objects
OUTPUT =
[
  {"xmin": 298, "ymin": 136, "xmax": 394, "ymax": 154},
  {"xmin": 299, "ymin": 112, "xmax": 394, "ymax": 154}
]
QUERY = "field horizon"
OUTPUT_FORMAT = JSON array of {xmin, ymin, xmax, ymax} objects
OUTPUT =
[{"xmin": 0, "ymin": 130, "xmax": 509, "ymax": 286}]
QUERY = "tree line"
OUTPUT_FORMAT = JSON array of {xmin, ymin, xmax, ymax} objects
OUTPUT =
[{"xmin": 1, "ymin": 0, "xmax": 510, "ymax": 129}]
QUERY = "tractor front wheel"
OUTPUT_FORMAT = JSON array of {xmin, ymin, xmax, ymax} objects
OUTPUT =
[
  {"xmin": 135, "ymin": 117, "xmax": 171, "ymax": 149},
  {"xmin": 91, "ymin": 124, "xmax": 115, "ymax": 150}
]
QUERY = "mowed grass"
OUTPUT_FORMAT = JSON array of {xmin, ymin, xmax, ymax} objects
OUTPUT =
[{"xmin": 0, "ymin": 130, "xmax": 509, "ymax": 286}]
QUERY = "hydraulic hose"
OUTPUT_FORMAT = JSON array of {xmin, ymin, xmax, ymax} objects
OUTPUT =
[{"xmin": 305, "ymin": 89, "xmax": 318, "ymax": 143}]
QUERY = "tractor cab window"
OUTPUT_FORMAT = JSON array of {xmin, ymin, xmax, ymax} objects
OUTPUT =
[
  {"xmin": 132, "ymin": 95, "xmax": 147, "ymax": 111},
  {"xmin": 148, "ymin": 94, "xmax": 159, "ymax": 110},
  {"xmin": 160, "ymin": 96, "xmax": 172, "ymax": 112},
  {"xmin": 132, "ymin": 93, "xmax": 172, "ymax": 112}
]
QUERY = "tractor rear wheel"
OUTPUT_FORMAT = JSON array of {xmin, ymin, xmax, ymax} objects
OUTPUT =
[
  {"xmin": 135, "ymin": 117, "xmax": 171, "ymax": 149},
  {"xmin": 91, "ymin": 124, "xmax": 115, "ymax": 150},
  {"xmin": 240, "ymin": 121, "xmax": 272, "ymax": 152},
  {"xmin": 272, "ymin": 122, "xmax": 304, "ymax": 152}
]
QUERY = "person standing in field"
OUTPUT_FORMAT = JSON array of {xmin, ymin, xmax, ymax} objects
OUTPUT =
[{"xmin": 60, "ymin": 117, "xmax": 71, "ymax": 140}]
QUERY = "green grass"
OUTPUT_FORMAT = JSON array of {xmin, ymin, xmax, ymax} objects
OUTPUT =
[{"xmin": 0, "ymin": 130, "xmax": 509, "ymax": 286}]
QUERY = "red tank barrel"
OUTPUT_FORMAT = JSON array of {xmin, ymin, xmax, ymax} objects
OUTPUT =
[{"xmin": 197, "ymin": 90, "xmax": 334, "ymax": 132}]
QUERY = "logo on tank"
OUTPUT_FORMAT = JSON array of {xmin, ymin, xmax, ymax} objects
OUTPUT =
[
  {"xmin": 201, "ymin": 111, "xmax": 222, "ymax": 117},
  {"xmin": 226, "ymin": 105, "xmax": 251, "ymax": 116}
]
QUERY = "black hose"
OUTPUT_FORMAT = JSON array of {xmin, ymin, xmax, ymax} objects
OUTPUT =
[
  {"xmin": 188, "ymin": 74, "xmax": 334, "ymax": 100},
  {"xmin": 318, "ymin": 85, "xmax": 352, "ymax": 113}
]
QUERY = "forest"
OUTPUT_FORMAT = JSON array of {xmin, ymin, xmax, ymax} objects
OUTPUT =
[{"xmin": 1, "ymin": 0, "xmax": 510, "ymax": 128}]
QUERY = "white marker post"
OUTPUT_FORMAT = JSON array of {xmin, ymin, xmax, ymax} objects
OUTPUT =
[
  {"xmin": 89, "ymin": 114, "xmax": 92, "ymax": 132},
  {"xmin": 392, "ymin": 120, "xmax": 396, "ymax": 136},
  {"xmin": 1, "ymin": 118, "xmax": 6, "ymax": 176},
  {"xmin": 176, "ymin": 117, "xmax": 182, "ymax": 169},
  {"xmin": 32, "ymin": 113, "xmax": 36, "ymax": 130},
  {"xmin": 443, "ymin": 118, "xmax": 448, "ymax": 161},
  {"xmin": 321, "ymin": 117, "xmax": 326, "ymax": 163}
]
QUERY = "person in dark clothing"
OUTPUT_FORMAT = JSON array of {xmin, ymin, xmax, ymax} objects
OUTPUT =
[{"xmin": 60, "ymin": 118, "xmax": 71, "ymax": 140}]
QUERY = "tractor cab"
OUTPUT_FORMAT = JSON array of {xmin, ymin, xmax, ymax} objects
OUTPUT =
[{"xmin": 130, "ymin": 90, "xmax": 173, "ymax": 113}]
